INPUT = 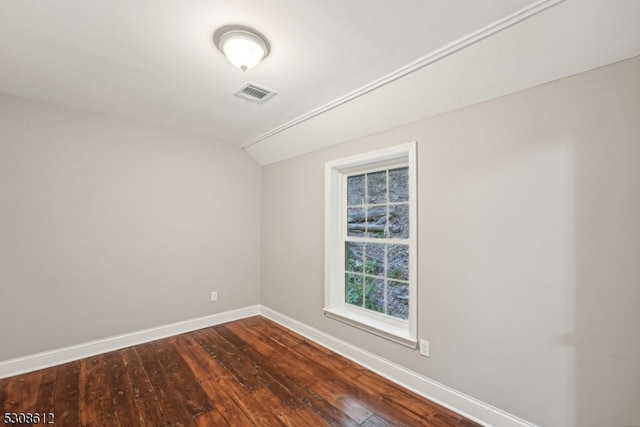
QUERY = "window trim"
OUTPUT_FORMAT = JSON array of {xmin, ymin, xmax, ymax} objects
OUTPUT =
[{"xmin": 324, "ymin": 142, "xmax": 417, "ymax": 348}]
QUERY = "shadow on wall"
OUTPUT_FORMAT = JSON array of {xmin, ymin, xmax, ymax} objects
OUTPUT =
[
  {"xmin": 574, "ymin": 128, "xmax": 640, "ymax": 426},
  {"xmin": 419, "ymin": 124, "xmax": 578, "ymax": 426}
]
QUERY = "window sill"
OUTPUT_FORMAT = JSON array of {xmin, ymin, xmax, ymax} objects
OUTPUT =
[{"xmin": 324, "ymin": 306, "xmax": 417, "ymax": 348}]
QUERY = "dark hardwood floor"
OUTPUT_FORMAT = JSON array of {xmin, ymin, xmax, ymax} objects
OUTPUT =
[{"xmin": 0, "ymin": 316, "xmax": 482, "ymax": 426}]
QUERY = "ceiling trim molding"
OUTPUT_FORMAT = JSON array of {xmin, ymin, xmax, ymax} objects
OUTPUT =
[{"xmin": 240, "ymin": 0, "xmax": 566, "ymax": 150}]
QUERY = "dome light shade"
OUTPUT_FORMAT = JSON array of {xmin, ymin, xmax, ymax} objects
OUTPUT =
[{"xmin": 214, "ymin": 25, "xmax": 270, "ymax": 71}]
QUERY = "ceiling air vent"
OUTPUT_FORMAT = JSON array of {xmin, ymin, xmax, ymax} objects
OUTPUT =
[{"xmin": 234, "ymin": 82, "xmax": 277, "ymax": 104}]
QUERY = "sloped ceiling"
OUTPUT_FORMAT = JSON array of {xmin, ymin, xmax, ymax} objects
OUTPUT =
[{"xmin": 1, "ymin": 0, "xmax": 638, "ymax": 164}]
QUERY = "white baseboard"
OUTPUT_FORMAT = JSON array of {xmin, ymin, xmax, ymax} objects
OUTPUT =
[
  {"xmin": 259, "ymin": 305, "xmax": 538, "ymax": 427},
  {"xmin": 0, "ymin": 305, "xmax": 260, "ymax": 379}
]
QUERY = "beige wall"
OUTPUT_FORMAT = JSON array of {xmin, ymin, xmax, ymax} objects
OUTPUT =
[
  {"xmin": 0, "ymin": 94, "xmax": 262, "ymax": 361},
  {"xmin": 261, "ymin": 56, "xmax": 640, "ymax": 427}
]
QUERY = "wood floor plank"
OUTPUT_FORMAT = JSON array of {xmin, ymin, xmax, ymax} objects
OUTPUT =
[
  {"xmin": 358, "ymin": 369, "xmax": 451, "ymax": 420},
  {"xmin": 224, "ymin": 332, "xmax": 308, "ymax": 412},
  {"xmin": 424, "ymin": 412, "xmax": 470, "ymax": 427},
  {"xmin": 220, "ymin": 326, "xmax": 308, "ymax": 411},
  {"xmin": 192, "ymin": 326, "xmax": 351, "ymax": 426},
  {"xmin": 362, "ymin": 413, "xmax": 395, "ymax": 427},
  {"xmin": 52, "ymin": 361, "xmax": 81, "ymax": 426},
  {"xmin": 77, "ymin": 360, "xmax": 87, "ymax": 424},
  {"xmin": 0, "ymin": 316, "xmax": 482, "ymax": 427},
  {"xmin": 335, "ymin": 396, "xmax": 374, "ymax": 424},
  {"xmin": 135, "ymin": 342, "xmax": 197, "ymax": 426},
  {"xmin": 293, "ymin": 405, "xmax": 336, "ymax": 427},
  {"xmin": 285, "ymin": 336, "xmax": 444, "ymax": 425},
  {"xmin": 231, "ymin": 318, "xmax": 373, "ymax": 423},
  {"xmin": 212, "ymin": 323, "xmax": 251, "ymax": 349},
  {"xmin": 81, "ymin": 355, "xmax": 119, "ymax": 426},
  {"xmin": 103, "ymin": 351, "xmax": 142, "ymax": 426},
  {"xmin": 194, "ymin": 409, "xmax": 230, "ymax": 426},
  {"xmin": 0, "ymin": 379, "xmax": 7, "ymax": 410},
  {"xmin": 293, "ymin": 340, "xmax": 364, "ymax": 381},
  {"xmin": 176, "ymin": 333, "xmax": 232, "ymax": 384},
  {"xmin": 224, "ymin": 318, "xmax": 282, "ymax": 356},
  {"xmin": 120, "ymin": 346, "xmax": 170, "ymax": 427},
  {"xmin": 217, "ymin": 374, "xmax": 286, "ymax": 426},
  {"xmin": 154, "ymin": 337, "xmax": 212, "ymax": 418},
  {"xmin": 196, "ymin": 377, "xmax": 254, "ymax": 426},
  {"xmin": 36, "ymin": 370, "xmax": 56, "ymax": 414},
  {"xmin": 270, "ymin": 348, "xmax": 362, "ymax": 426},
  {"xmin": 354, "ymin": 374, "xmax": 439, "ymax": 425},
  {"xmin": 181, "ymin": 332, "xmax": 285, "ymax": 426},
  {"xmin": 0, "ymin": 371, "xmax": 42, "ymax": 413},
  {"xmin": 270, "ymin": 330, "xmax": 439, "ymax": 426},
  {"xmin": 36, "ymin": 366, "xmax": 58, "ymax": 413},
  {"xmin": 194, "ymin": 327, "xmax": 268, "ymax": 392},
  {"xmin": 247, "ymin": 316, "xmax": 306, "ymax": 348},
  {"xmin": 253, "ymin": 386, "xmax": 318, "ymax": 427},
  {"xmin": 174, "ymin": 335, "xmax": 216, "ymax": 383}
]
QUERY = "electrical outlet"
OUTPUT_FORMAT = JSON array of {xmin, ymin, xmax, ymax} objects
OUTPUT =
[
  {"xmin": 211, "ymin": 291, "xmax": 218, "ymax": 302},
  {"xmin": 419, "ymin": 339, "xmax": 430, "ymax": 357}
]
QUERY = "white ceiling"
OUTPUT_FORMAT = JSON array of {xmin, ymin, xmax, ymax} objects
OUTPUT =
[{"xmin": 1, "ymin": 0, "xmax": 639, "ymax": 164}]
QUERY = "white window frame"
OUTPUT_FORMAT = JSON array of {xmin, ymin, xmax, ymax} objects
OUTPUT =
[{"xmin": 324, "ymin": 142, "xmax": 417, "ymax": 348}]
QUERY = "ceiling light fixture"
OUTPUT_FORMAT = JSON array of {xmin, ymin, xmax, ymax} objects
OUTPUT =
[{"xmin": 214, "ymin": 25, "xmax": 270, "ymax": 71}]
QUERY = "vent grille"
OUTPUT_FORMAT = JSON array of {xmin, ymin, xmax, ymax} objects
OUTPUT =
[{"xmin": 234, "ymin": 82, "xmax": 277, "ymax": 104}]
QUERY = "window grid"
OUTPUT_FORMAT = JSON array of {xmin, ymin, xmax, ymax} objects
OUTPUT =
[{"xmin": 342, "ymin": 166, "xmax": 410, "ymax": 320}]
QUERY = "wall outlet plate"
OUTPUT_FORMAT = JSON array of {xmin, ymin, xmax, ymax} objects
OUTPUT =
[
  {"xmin": 211, "ymin": 291, "xmax": 218, "ymax": 301},
  {"xmin": 419, "ymin": 339, "xmax": 430, "ymax": 357}
]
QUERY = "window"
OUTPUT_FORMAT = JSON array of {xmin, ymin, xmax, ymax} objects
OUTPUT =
[{"xmin": 325, "ymin": 142, "xmax": 417, "ymax": 347}]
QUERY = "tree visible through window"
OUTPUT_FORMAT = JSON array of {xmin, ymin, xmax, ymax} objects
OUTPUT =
[{"xmin": 344, "ymin": 167, "xmax": 410, "ymax": 319}]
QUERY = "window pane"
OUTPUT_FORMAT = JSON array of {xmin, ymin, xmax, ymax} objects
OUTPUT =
[
  {"xmin": 346, "ymin": 274, "xmax": 363, "ymax": 306},
  {"xmin": 347, "ymin": 174, "xmax": 365, "ymax": 206},
  {"xmin": 389, "ymin": 204, "xmax": 409, "ymax": 238},
  {"xmin": 365, "ymin": 277, "xmax": 385, "ymax": 313},
  {"xmin": 387, "ymin": 244, "xmax": 409, "ymax": 281},
  {"xmin": 345, "ymin": 242, "xmax": 363, "ymax": 273},
  {"xmin": 347, "ymin": 207, "xmax": 365, "ymax": 237},
  {"xmin": 389, "ymin": 167, "xmax": 409, "ymax": 202},
  {"xmin": 387, "ymin": 281, "xmax": 409, "ymax": 319},
  {"xmin": 367, "ymin": 171, "xmax": 387, "ymax": 204},
  {"xmin": 366, "ymin": 205, "xmax": 387, "ymax": 238},
  {"xmin": 364, "ymin": 243, "xmax": 385, "ymax": 277}
]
